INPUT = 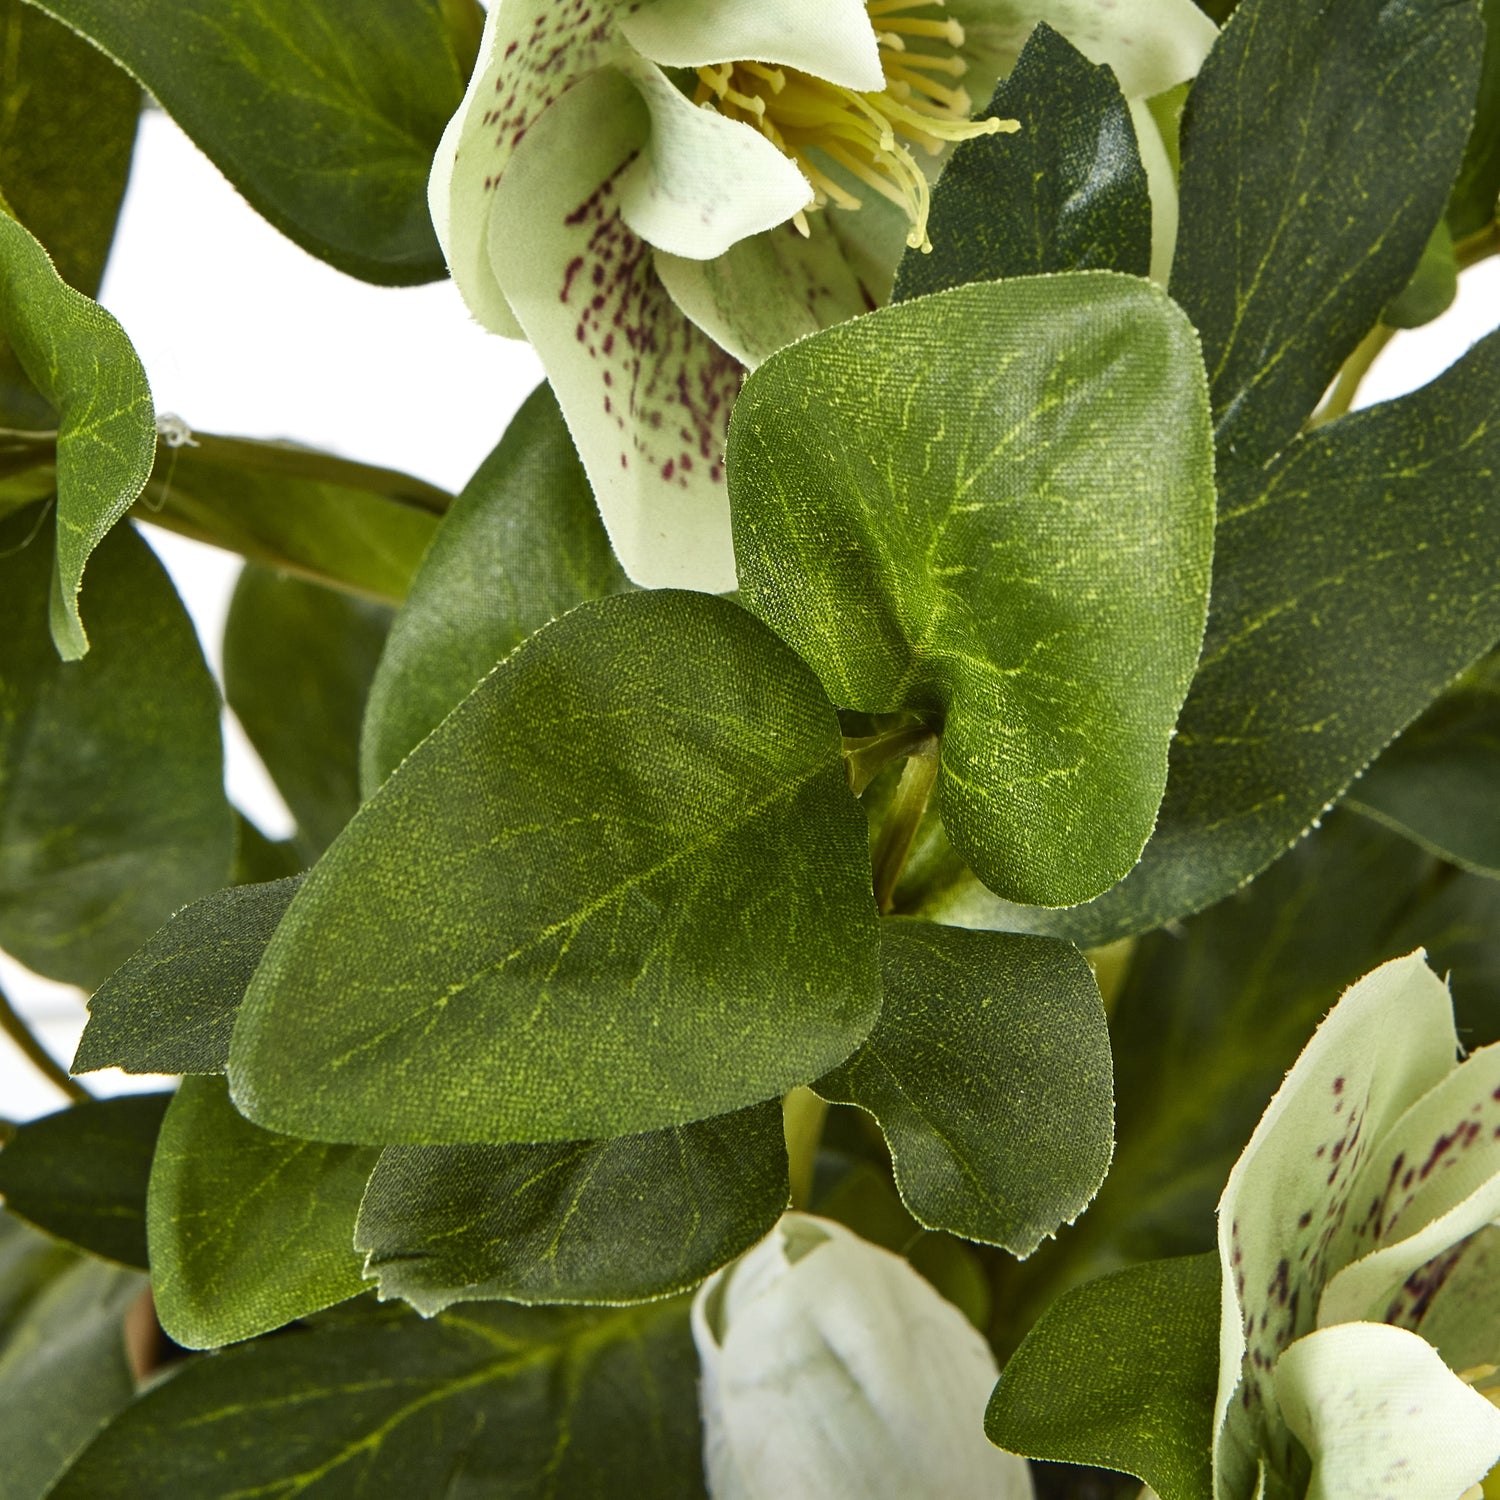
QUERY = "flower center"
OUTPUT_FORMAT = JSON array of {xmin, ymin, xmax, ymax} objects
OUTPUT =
[{"xmin": 695, "ymin": 0, "xmax": 1017, "ymax": 253}]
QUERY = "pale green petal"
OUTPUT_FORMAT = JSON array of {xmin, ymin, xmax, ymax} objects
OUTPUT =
[
  {"xmin": 430, "ymin": 0, "xmax": 632, "ymax": 337},
  {"xmin": 620, "ymin": 0, "xmax": 885, "ymax": 92},
  {"xmin": 947, "ymin": 0, "xmax": 1218, "ymax": 102},
  {"xmin": 1415, "ymin": 1225, "xmax": 1500, "ymax": 1374},
  {"xmin": 1273, "ymin": 1322, "xmax": 1500, "ymax": 1500},
  {"xmin": 1130, "ymin": 97, "xmax": 1179, "ymax": 287},
  {"xmin": 656, "ymin": 218, "xmax": 871, "ymax": 369},
  {"xmin": 1214, "ymin": 953, "xmax": 1459, "ymax": 1500},
  {"xmin": 488, "ymin": 67, "xmax": 739, "ymax": 591},
  {"xmin": 615, "ymin": 57, "xmax": 812, "ymax": 260}
]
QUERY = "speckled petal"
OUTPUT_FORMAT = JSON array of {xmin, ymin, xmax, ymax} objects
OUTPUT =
[
  {"xmin": 619, "ymin": 0, "xmax": 885, "ymax": 91},
  {"xmin": 489, "ymin": 68, "xmax": 741, "ymax": 591},
  {"xmin": 615, "ymin": 57, "xmax": 813, "ymax": 260},
  {"xmin": 1273, "ymin": 1322, "xmax": 1500, "ymax": 1500}
]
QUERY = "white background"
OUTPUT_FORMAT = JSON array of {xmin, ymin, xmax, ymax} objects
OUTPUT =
[{"xmin": 3, "ymin": 107, "xmax": 1499, "ymax": 1122}]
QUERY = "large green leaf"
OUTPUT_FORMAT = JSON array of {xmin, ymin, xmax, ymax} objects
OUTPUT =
[
  {"xmin": 229, "ymin": 590, "xmax": 879, "ymax": 1145},
  {"xmin": 74, "ymin": 877, "xmax": 300, "ymax": 1078},
  {"xmin": 355, "ymin": 1103, "xmax": 788, "ymax": 1313},
  {"xmin": 986, "ymin": 1254, "xmax": 1220, "ymax": 1500},
  {"xmin": 0, "ymin": 208, "xmax": 155, "ymax": 658},
  {"xmin": 1448, "ymin": 0, "xmax": 1500, "ymax": 236},
  {"xmin": 147, "ymin": 1076, "xmax": 376, "ymax": 1350},
  {"xmin": 361, "ymin": 382, "xmax": 631, "ymax": 793},
  {"xmin": 1171, "ymin": 0, "xmax": 1483, "ymax": 468},
  {"xmin": 48, "ymin": 1296, "xmax": 707, "ymax": 1499},
  {"xmin": 0, "ymin": 1212, "xmax": 144, "ymax": 1500},
  {"xmin": 1346, "ymin": 649, "xmax": 1500, "ymax": 877},
  {"xmin": 224, "ymin": 568, "xmax": 391, "ymax": 861},
  {"xmin": 0, "ymin": 510, "xmax": 232, "ymax": 986},
  {"xmin": 29, "ymin": 0, "xmax": 473, "ymax": 285},
  {"xmin": 816, "ymin": 920, "xmax": 1112, "ymax": 1257},
  {"xmin": 892, "ymin": 24, "xmax": 1150, "ymax": 302},
  {"xmin": 0, "ymin": 1093, "xmax": 170, "ymax": 1268},
  {"xmin": 138, "ymin": 431, "xmax": 448, "ymax": 605},
  {"xmin": 729, "ymin": 273, "xmax": 1215, "ymax": 909}
]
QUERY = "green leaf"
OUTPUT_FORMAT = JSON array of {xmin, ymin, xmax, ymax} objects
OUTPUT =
[
  {"xmin": 49, "ymin": 1296, "xmax": 707, "ymax": 1499},
  {"xmin": 29, "ymin": 0, "xmax": 470, "ymax": 285},
  {"xmin": 729, "ymin": 273, "xmax": 1216, "ymax": 908},
  {"xmin": 231, "ymin": 812, "xmax": 304, "ymax": 886},
  {"xmin": 224, "ymin": 568, "xmax": 391, "ymax": 861},
  {"xmin": 892, "ymin": 25, "xmax": 1151, "ymax": 302},
  {"xmin": 1448, "ymin": 0, "xmax": 1500, "ymax": 237},
  {"xmin": 986, "ymin": 1254, "xmax": 1220, "ymax": 1500},
  {"xmin": 815, "ymin": 920, "xmax": 1112, "ymax": 1257},
  {"xmin": 0, "ymin": 1212, "xmax": 145, "ymax": 1500},
  {"xmin": 0, "ymin": 1093, "xmax": 170, "ymax": 1268},
  {"xmin": 361, "ymin": 382, "xmax": 631, "ymax": 794},
  {"xmin": 0, "ymin": 509, "xmax": 233, "ymax": 986},
  {"xmin": 1346, "ymin": 649, "xmax": 1500, "ymax": 878},
  {"xmin": 1382, "ymin": 218, "xmax": 1459, "ymax": 330},
  {"xmin": 0, "ymin": 208, "xmax": 155, "ymax": 658},
  {"xmin": 74, "ymin": 877, "xmax": 300, "ymax": 1078},
  {"xmin": 138, "ymin": 431, "xmax": 448, "ymax": 606},
  {"xmin": 229, "ymin": 590, "xmax": 879, "ymax": 1145},
  {"xmin": 1171, "ymin": 0, "xmax": 1483, "ymax": 468},
  {"xmin": 147, "ymin": 1075, "xmax": 377, "ymax": 1350},
  {"xmin": 355, "ymin": 1102, "xmax": 788, "ymax": 1312}
]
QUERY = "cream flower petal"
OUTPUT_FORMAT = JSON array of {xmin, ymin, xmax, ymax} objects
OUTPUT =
[
  {"xmin": 614, "ymin": 56, "xmax": 813, "ymax": 260},
  {"xmin": 619, "ymin": 0, "xmax": 885, "ymax": 92},
  {"xmin": 1130, "ymin": 97, "xmax": 1180, "ymax": 286},
  {"xmin": 1273, "ymin": 1322, "xmax": 1500, "ymax": 1500},
  {"xmin": 488, "ymin": 68, "xmax": 741, "ymax": 591}
]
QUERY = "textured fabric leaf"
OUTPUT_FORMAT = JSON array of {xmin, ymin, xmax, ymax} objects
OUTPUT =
[
  {"xmin": 730, "ymin": 272, "xmax": 1215, "ymax": 908},
  {"xmin": 1449, "ymin": 0, "xmax": 1500, "ymax": 235},
  {"xmin": 49, "ymin": 1296, "xmax": 707, "ymax": 1499},
  {"xmin": 361, "ymin": 382, "xmax": 630, "ymax": 794},
  {"xmin": 816, "ymin": 920, "xmax": 1111, "ymax": 1257},
  {"xmin": 0, "ymin": 510, "xmax": 232, "ymax": 986},
  {"xmin": 1171, "ymin": 0, "xmax": 1483, "ymax": 469},
  {"xmin": 0, "ymin": 1093, "xmax": 169, "ymax": 1268},
  {"xmin": 892, "ymin": 24, "xmax": 1151, "ymax": 302},
  {"xmin": 229, "ymin": 590, "xmax": 878, "ymax": 1145},
  {"xmin": 30, "ymin": 0, "xmax": 470, "ymax": 284},
  {"xmin": 986, "ymin": 1254, "xmax": 1220, "ymax": 1500},
  {"xmin": 0, "ymin": 209, "xmax": 155, "ymax": 658},
  {"xmin": 75, "ymin": 877, "xmax": 299, "ymax": 1078},
  {"xmin": 147, "ymin": 1076, "xmax": 376, "ymax": 1349},
  {"xmin": 224, "ymin": 568, "xmax": 390, "ymax": 861},
  {"xmin": 355, "ymin": 1103, "xmax": 788, "ymax": 1312}
]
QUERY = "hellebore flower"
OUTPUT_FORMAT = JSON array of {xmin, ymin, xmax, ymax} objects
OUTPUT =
[
  {"xmin": 1214, "ymin": 952, "xmax": 1500, "ymax": 1500},
  {"xmin": 431, "ymin": 0, "xmax": 1217, "ymax": 592},
  {"xmin": 691, "ymin": 1212, "xmax": 1034, "ymax": 1500}
]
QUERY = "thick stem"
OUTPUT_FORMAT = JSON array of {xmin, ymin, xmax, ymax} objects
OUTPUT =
[
  {"xmin": 871, "ymin": 740, "xmax": 941, "ymax": 914},
  {"xmin": 782, "ymin": 1086, "xmax": 829, "ymax": 1210},
  {"xmin": 0, "ymin": 982, "xmax": 91, "ymax": 1104}
]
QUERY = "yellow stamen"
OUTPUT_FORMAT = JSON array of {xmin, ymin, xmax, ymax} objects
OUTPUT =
[{"xmin": 694, "ymin": 0, "xmax": 1019, "ymax": 252}]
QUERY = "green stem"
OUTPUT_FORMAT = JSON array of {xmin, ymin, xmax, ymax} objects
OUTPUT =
[
  {"xmin": 842, "ymin": 719, "xmax": 935, "ymax": 796},
  {"xmin": 871, "ymin": 739, "xmax": 941, "ymax": 914},
  {"xmin": 783, "ymin": 1086, "xmax": 829, "ymax": 1210},
  {"xmin": 1454, "ymin": 219, "xmax": 1500, "ymax": 272},
  {"xmin": 0, "ymin": 982, "xmax": 92, "ymax": 1104},
  {"xmin": 1307, "ymin": 322, "xmax": 1395, "ymax": 431}
]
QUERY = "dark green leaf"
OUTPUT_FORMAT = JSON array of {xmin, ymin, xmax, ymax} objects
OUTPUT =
[
  {"xmin": 0, "ymin": 208, "xmax": 155, "ymax": 658},
  {"xmin": 1172, "ymin": 0, "xmax": 1483, "ymax": 467},
  {"xmin": 231, "ymin": 812, "xmax": 304, "ymax": 886},
  {"xmin": 29, "ymin": 0, "xmax": 470, "ymax": 285},
  {"xmin": 138, "ymin": 431, "xmax": 448, "ymax": 605},
  {"xmin": 1347, "ymin": 650, "xmax": 1500, "ymax": 877},
  {"xmin": 1383, "ymin": 219, "xmax": 1459, "ymax": 329},
  {"xmin": 229, "ymin": 591, "xmax": 878, "ymax": 1145},
  {"xmin": 361, "ymin": 382, "xmax": 631, "ymax": 793},
  {"xmin": 729, "ymin": 273, "xmax": 1215, "ymax": 908},
  {"xmin": 0, "ymin": 1093, "xmax": 169, "ymax": 1268},
  {"xmin": 1389, "ymin": 864, "xmax": 1500, "ymax": 1046},
  {"xmin": 986, "ymin": 1254, "xmax": 1220, "ymax": 1500},
  {"xmin": 49, "ymin": 1296, "xmax": 707, "ymax": 1499},
  {"xmin": 1448, "ymin": 0, "xmax": 1500, "ymax": 236},
  {"xmin": 355, "ymin": 1102, "xmax": 788, "ymax": 1312},
  {"xmin": 0, "ymin": 510, "xmax": 232, "ymax": 986},
  {"xmin": 148, "ymin": 1076, "xmax": 376, "ymax": 1349},
  {"xmin": 224, "ymin": 568, "xmax": 391, "ymax": 861},
  {"xmin": 892, "ymin": 24, "xmax": 1150, "ymax": 302},
  {"xmin": 0, "ymin": 1211, "xmax": 144, "ymax": 1500},
  {"xmin": 816, "ymin": 920, "xmax": 1112, "ymax": 1257},
  {"xmin": 75, "ymin": 877, "xmax": 300, "ymax": 1078}
]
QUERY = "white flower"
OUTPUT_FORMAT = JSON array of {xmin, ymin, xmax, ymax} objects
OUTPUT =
[
  {"xmin": 690, "ymin": 1212, "xmax": 1034, "ymax": 1499},
  {"xmin": 431, "ymin": 0, "xmax": 1216, "ymax": 592},
  {"xmin": 1214, "ymin": 952, "xmax": 1500, "ymax": 1500}
]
